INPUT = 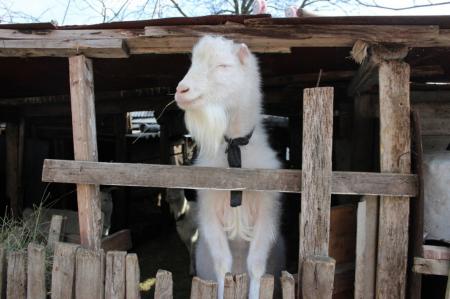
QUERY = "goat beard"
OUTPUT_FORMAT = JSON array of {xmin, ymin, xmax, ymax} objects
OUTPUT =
[{"xmin": 184, "ymin": 103, "xmax": 228, "ymax": 158}]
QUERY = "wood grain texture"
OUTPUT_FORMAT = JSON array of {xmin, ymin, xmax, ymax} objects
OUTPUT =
[
  {"xmin": 302, "ymin": 256, "xmax": 336, "ymax": 299},
  {"xmin": 413, "ymin": 258, "xmax": 449, "ymax": 276},
  {"xmin": 105, "ymin": 251, "xmax": 127, "ymax": 299},
  {"xmin": 27, "ymin": 243, "xmax": 46, "ymax": 299},
  {"xmin": 298, "ymin": 87, "xmax": 334, "ymax": 293},
  {"xmin": 6, "ymin": 252, "xmax": 26, "ymax": 299},
  {"xmin": 423, "ymin": 245, "xmax": 450, "ymax": 260},
  {"xmin": 75, "ymin": 248, "xmax": 105, "ymax": 299},
  {"xmin": 354, "ymin": 197, "xmax": 378, "ymax": 299},
  {"xmin": 48, "ymin": 215, "xmax": 64, "ymax": 252},
  {"xmin": 258, "ymin": 274, "xmax": 274, "ymax": 299},
  {"xmin": 0, "ymin": 246, "xmax": 5, "ymax": 299},
  {"xmin": 280, "ymin": 271, "xmax": 295, "ymax": 299},
  {"xmin": 42, "ymin": 159, "xmax": 418, "ymax": 197},
  {"xmin": 234, "ymin": 273, "xmax": 248, "ymax": 299},
  {"xmin": 223, "ymin": 273, "xmax": 235, "ymax": 299},
  {"xmin": 376, "ymin": 61, "xmax": 411, "ymax": 299},
  {"xmin": 125, "ymin": 254, "xmax": 141, "ymax": 299},
  {"xmin": 51, "ymin": 242, "xmax": 79, "ymax": 299},
  {"xmin": 69, "ymin": 55, "xmax": 102, "ymax": 251},
  {"xmin": 190, "ymin": 277, "xmax": 218, "ymax": 299},
  {"xmin": 154, "ymin": 269, "xmax": 173, "ymax": 299}
]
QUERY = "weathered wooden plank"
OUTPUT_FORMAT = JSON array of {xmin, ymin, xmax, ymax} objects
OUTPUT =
[
  {"xmin": 258, "ymin": 274, "xmax": 274, "ymax": 299},
  {"xmin": 234, "ymin": 273, "xmax": 248, "ymax": 299},
  {"xmin": 51, "ymin": 242, "xmax": 79, "ymax": 299},
  {"xmin": 27, "ymin": 244, "xmax": 46, "ymax": 299},
  {"xmin": 0, "ymin": 246, "xmax": 5, "ymax": 299},
  {"xmin": 413, "ymin": 258, "xmax": 450, "ymax": 276},
  {"xmin": 223, "ymin": 273, "xmax": 235, "ymax": 299},
  {"xmin": 0, "ymin": 28, "xmax": 140, "ymax": 40},
  {"xmin": 75, "ymin": 248, "xmax": 105, "ymax": 299},
  {"xmin": 102, "ymin": 229, "xmax": 132, "ymax": 252},
  {"xmin": 0, "ymin": 39, "xmax": 128, "ymax": 58},
  {"xmin": 69, "ymin": 55, "xmax": 102, "ymax": 251},
  {"xmin": 354, "ymin": 197, "xmax": 377, "ymax": 299},
  {"xmin": 42, "ymin": 159, "xmax": 418, "ymax": 197},
  {"xmin": 48, "ymin": 215, "xmax": 64, "ymax": 252},
  {"xmin": 190, "ymin": 277, "xmax": 218, "ymax": 299},
  {"xmin": 154, "ymin": 269, "xmax": 173, "ymax": 299},
  {"xmin": 298, "ymin": 87, "xmax": 334, "ymax": 295},
  {"xmin": 376, "ymin": 61, "xmax": 411, "ymax": 299},
  {"xmin": 105, "ymin": 251, "xmax": 127, "ymax": 299},
  {"xmin": 423, "ymin": 245, "xmax": 450, "ymax": 260},
  {"xmin": 6, "ymin": 252, "xmax": 26, "ymax": 299},
  {"xmin": 125, "ymin": 254, "xmax": 140, "ymax": 299},
  {"xmin": 5, "ymin": 122, "xmax": 20, "ymax": 217},
  {"xmin": 280, "ymin": 271, "xmax": 295, "ymax": 299},
  {"xmin": 302, "ymin": 256, "xmax": 336, "ymax": 299}
]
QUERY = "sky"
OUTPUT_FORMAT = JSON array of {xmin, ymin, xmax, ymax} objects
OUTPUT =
[{"xmin": 1, "ymin": 0, "xmax": 450, "ymax": 25}]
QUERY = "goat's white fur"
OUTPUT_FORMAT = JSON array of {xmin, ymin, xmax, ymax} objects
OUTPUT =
[{"xmin": 175, "ymin": 36, "xmax": 284, "ymax": 299}]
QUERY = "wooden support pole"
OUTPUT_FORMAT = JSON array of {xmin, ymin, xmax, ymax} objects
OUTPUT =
[
  {"xmin": 412, "ymin": 258, "xmax": 450, "ymax": 276},
  {"xmin": 154, "ymin": 269, "xmax": 173, "ymax": 299},
  {"xmin": 105, "ymin": 251, "xmax": 127, "ymax": 299},
  {"xmin": 234, "ymin": 273, "xmax": 249, "ymax": 299},
  {"xmin": 302, "ymin": 256, "xmax": 336, "ymax": 299},
  {"xmin": 190, "ymin": 277, "xmax": 218, "ymax": 299},
  {"xmin": 281, "ymin": 271, "xmax": 295, "ymax": 299},
  {"xmin": 5, "ymin": 122, "xmax": 20, "ymax": 217},
  {"xmin": 6, "ymin": 252, "xmax": 26, "ymax": 299},
  {"xmin": 75, "ymin": 248, "xmax": 105, "ymax": 299},
  {"xmin": 298, "ymin": 87, "xmax": 334, "ymax": 295},
  {"xmin": 27, "ymin": 244, "xmax": 46, "ymax": 299},
  {"xmin": 376, "ymin": 61, "xmax": 411, "ymax": 299},
  {"xmin": 48, "ymin": 215, "xmax": 64, "ymax": 252},
  {"xmin": 69, "ymin": 55, "xmax": 102, "ymax": 250},
  {"xmin": 258, "ymin": 274, "xmax": 274, "ymax": 299}
]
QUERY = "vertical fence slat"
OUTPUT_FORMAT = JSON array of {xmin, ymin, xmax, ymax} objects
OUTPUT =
[
  {"xmin": 302, "ymin": 256, "xmax": 336, "ymax": 299},
  {"xmin": 298, "ymin": 87, "xmax": 334, "ymax": 293},
  {"xmin": 125, "ymin": 254, "xmax": 140, "ymax": 299},
  {"xmin": 281, "ymin": 271, "xmax": 295, "ymax": 299},
  {"xmin": 223, "ymin": 273, "xmax": 235, "ymax": 299},
  {"xmin": 234, "ymin": 273, "xmax": 248, "ymax": 299},
  {"xmin": 190, "ymin": 277, "xmax": 217, "ymax": 299},
  {"xmin": 75, "ymin": 248, "xmax": 105, "ymax": 299},
  {"xmin": 105, "ymin": 251, "xmax": 126, "ymax": 299},
  {"xmin": 0, "ymin": 246, "xmax": 6, "ymax": 299},
  {"xmin": 376, "ymin": 61, "xmax": 411, "ymax": 298},
  {"xmin": 6, "ymin": 252, "xmax": 26, "ymax": 299},
  {"xmin": 51, "ymin": 242, "xmax": 79, "ymax": 299},
  {"xmin": 69, "ymin": 54, "xmax": 102, "ymax": 251},
  {"xmin": 154, "ymin": 269, "xmax": 173, "ymax": 299},
  {"xmin": 48, "ymin": 215, "xmax": 64, "ymax": 252},
  {"xmin": 258, "ymin": 274, "xmax": 274, "ymax": 299},
  {"xmin": 27, "ymin": 243, "xmax": 46, "ymax": 299}
]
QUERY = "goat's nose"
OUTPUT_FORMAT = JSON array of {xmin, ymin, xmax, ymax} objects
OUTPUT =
[{"xmin": 176, "ymin": 84, "xmax": 190, "ymax": 94}]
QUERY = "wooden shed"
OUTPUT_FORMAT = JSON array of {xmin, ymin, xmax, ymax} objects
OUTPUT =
[{"xmin": 0, "ymin": 14, "xmax": 449, "ymax": 298}]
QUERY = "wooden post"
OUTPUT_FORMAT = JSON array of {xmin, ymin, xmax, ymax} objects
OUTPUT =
[
  {"xmin": 27, "ymin": 244, "xmax": 46, "ymax": 299},
  {"xmin": 105, "ymin": 251, "xmax": 127, "ymax": 299},
  {"xmin": 258, "ymin": 274, "xmax": 274, "ymax": 299},
  {"xmin": 281, "ymin": 271, "xmax": 295, "ymax": 299},
  {"xmin": 445, "ymin": 268, "xmax": 450, "ymax": 299},
  {"xmin": 6, "ymin": 252, "xmax": 26, "ymax": 299},
  {"xmin": 0, "ymin": 246, "xmax": 5, "ymax": 299},
  {"xmin": 48, "ymin": 215, "xmax": 64, "ymax": 252},
  {"xmin": 223, "ymin": 273, "xmax": 235, "ymax": 299},
  {"xmin": 302, "ymin": 256, "xmax": 336, "ymax": 299},
  {"xmin": 125, "ymin": 254, "xmax": 141, "ymax": 299},
  {"xmin": 51, "ymin": 243, "xmax": 79, "ymax": 299},
  {"xmin": 376, "ymin": 61, "xmax": 411, "ymax": 298},
  {"xmin": 154, "ymin": 269, "xmax": 173, "ymax": 299},
  {"xmin": 190, "ymin": 277, "xmax": 217, "ymax": 299},
  {"xmin": 75, "ymin": 248, "xmax": 105, "ymax": 299},
  {"xmin": 298, "ymin": 87, "xmax": 334, "ymax": 294},
  {"xmin": 234, "ymin": 273, "xmax": 248, "ymax": 299},
  {"xmin": 69, "ymin": 55, "xmax": 102, "ymax": 250},
  {"xmin": 5, "ymin": 122, "xmax": 20, "ymax": 216}
]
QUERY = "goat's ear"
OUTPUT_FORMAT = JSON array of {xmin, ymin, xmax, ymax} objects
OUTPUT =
[{"xmin": 238, "ymin": 43, "xmax": 250, "ymax": 64}]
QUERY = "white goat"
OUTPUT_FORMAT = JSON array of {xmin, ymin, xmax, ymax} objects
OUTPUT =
[{"xmin": 175, "ymin": 36, "xmax": 285, "ymax": 299}]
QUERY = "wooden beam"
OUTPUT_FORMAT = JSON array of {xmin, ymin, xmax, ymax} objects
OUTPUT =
[
  {"xmin": 75, "ymin": 248, "xmax": 105, "ymax": 299},
  {"xmin": 27, "ymin": 244, "xmax": 46, "ymax": 299},
  {"xmin": 298, "ymin": 87, "xmax": 334, "ymax": 296},
  {"xmin": 69, "ymin": 55, "xmax": 102, "ymax": 250},
  {"xmin": 413, "ymin": 258, "xmax": 450, "ymax": 276},
  {"xmin": 5, "ymin": 122, "xmax": 20, "ymax": 216},
  {"xmin": 302, "ymin": 256, "xmax": 336, "ymax": 299},
  {"xmin": 376, "ymin": 61, "xmax": 411, "ymax": 298},
  {"xmin": 42, "ymin": 159, "xmax": 418, "ymax": 197},
  {"xmin": 423, "ymin": 245, "xmax": 450, "ymax": 260},
  {"xmin": 0, "ymin": 39, "xmax": 128, "ymax": 58}
]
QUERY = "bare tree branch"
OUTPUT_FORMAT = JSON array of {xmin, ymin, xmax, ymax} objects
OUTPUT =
[
  {"xmin": 355, "ymin": 0, "xmax": 450, "ymax": 10},
  {"xmin": 168, "ymin": 0, "xmax": 188, "ymax": 17}
]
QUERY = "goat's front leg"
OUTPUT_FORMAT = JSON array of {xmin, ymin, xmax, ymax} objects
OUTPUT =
[
  {"xmin": 198, "ymin": 191, "xmax": 232, "ymax": 299},
  {"xmin": 247, "ymin": 193, "xmax": 280, "ymax": 299}
]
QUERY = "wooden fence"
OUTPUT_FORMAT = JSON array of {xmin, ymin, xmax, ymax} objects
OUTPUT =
[{"xmin": 0, "ymin": 242, "xmax": 140, "ymax": 299}]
